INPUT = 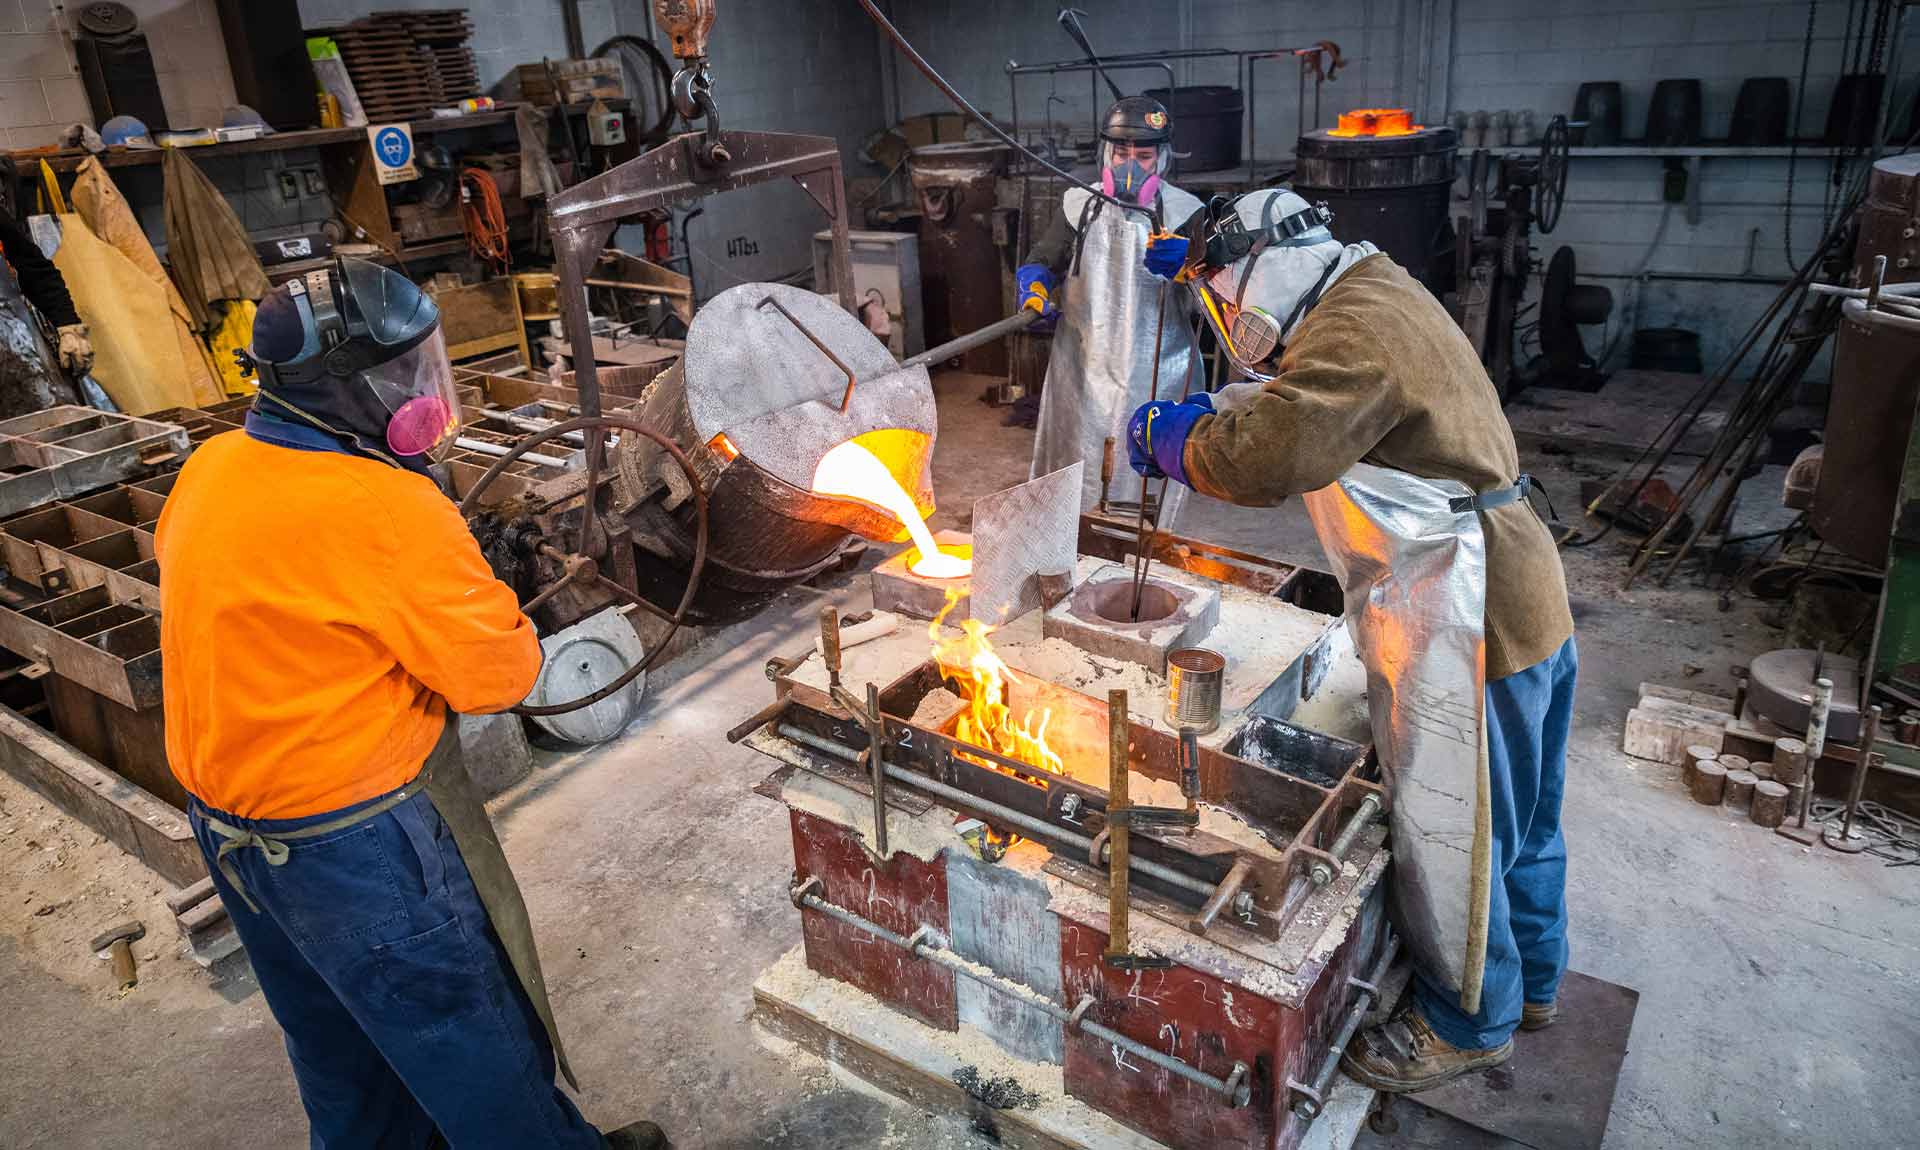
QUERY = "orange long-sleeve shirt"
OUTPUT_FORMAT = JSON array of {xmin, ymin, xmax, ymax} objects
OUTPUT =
[{"xmin": 157, "ymin": 431, "xmax": 542, "ymax": 819}]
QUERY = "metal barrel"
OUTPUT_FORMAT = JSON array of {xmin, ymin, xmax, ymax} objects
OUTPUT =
[{"xmin": 1165, "ymin": 647, "xmax": 1226, "ymax": 733}]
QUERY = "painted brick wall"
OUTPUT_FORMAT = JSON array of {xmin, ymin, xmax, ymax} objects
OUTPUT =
[
  {"xmin": 879, "ymin": 0, "xmax": 1920, "ymax": 372},
  {"xmin": 601, "ymin": 0, "xmax": 892, "ymax": 296},
  {"xmin": 0, "ymin": 0, "xmax": 236, "ymax": 149}
]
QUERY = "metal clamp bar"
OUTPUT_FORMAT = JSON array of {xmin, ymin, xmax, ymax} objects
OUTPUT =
[
  {"xmin": 1311, "ymin": 793, "xmax": 1382, "ymax": 887},
  {"xmin": 1288, "ymin": 931, "xmax": 1402, "ymax": 1120},
  {"xmin": 773, "ymin": 723, "xmax": 1218, "ymax": 900},
  {"xmin": 790, "ymin": 879, "xmax": 1253, "ymax": 1108},
  {"xmin": 900, "ymin": 309, "xmax": 1040, "ymax": 370},
  {"xmin": 865, "ymin": 682, "xmax": 890, "ymax": 859},
  {"xmin": 725, "ymin": 695, "xmax": 792, "ymax": 744}
]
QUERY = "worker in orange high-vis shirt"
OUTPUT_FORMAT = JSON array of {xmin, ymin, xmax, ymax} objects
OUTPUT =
[{"xmin": 157, "ymin": 257, "xmax": 668, "ymax": 1150}]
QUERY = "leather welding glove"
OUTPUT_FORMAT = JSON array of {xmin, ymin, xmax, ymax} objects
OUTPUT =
[
  {"xmin": 55, "ymin": 324, "xmax": 93, "ymax": 376},
  {"xmin": 1127, "ymin": 392, "xmax": 1213, "ymax": 484},
  {"xmin": 1016, "ymin": 263, "xmax": 1057, "ymax": 330},
  {"xmin": 1143, "ymin": 232, "xmax": 1189, "ymax": 280}
]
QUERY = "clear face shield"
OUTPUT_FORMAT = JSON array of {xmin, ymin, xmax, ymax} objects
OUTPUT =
[
  {"xmin": 1101, "ymin": 139, "xmax": 1172, "ymax": 205},
  {"xmin": 361, "ymin": 326, "xmax": 461, "ymax": 460},
  {"xmin": 334, "ymin": 259, "xmax": 461, "ymax": 461}
]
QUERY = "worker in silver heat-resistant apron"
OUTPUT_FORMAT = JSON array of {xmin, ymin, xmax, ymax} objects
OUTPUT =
[
  {"xmin": 156, "ymin": 257, "xmax": 668, "ymax": 1150},
  {"xmin": 1125, "ymin": 189, "xmax": 1578, "ymax": 1094},
  {"xmin": 1017, "ymin": 94, "xmax": 1202, "ymax": 528}
]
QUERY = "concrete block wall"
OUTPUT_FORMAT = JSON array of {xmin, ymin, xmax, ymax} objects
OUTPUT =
[
  {"xmin": 0, "ymin": 0, "xmax": 235, "ymax": 148},
  {"xmin": 880, "ymin": 0, "xmax": 1920, "ymax": 375},
  {"xmin": 602, "ymin": 0, "xmax": 892, "ymax": 295}
]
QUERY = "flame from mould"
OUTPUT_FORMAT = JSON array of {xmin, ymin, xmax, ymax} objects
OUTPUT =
[{"xmin": 929, "ymin": 588, "xmax": 1063, "ymax": 779}]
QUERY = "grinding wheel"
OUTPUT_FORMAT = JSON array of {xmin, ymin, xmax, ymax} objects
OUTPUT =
[{"xmin": 1747, "ymin": 647, "xmax": 1861, "ymax": 744}]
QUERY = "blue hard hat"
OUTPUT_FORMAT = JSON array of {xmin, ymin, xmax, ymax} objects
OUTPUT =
[{"xmin": 101, "ymin": 115, "xmax": 152, "ymax": 148}]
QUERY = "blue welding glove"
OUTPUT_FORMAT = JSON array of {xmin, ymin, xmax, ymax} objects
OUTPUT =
[
  {"xmin": 1127, "ymin": 398, "xmax": 1211, "ymax": 485},
  {"xmin": 1143, "ymin": 231, "xmax": 1189, "ymax": 280},
  {"xmin": 1016, "ymin": 263, "xmax": 1058, "ymax": 330}
]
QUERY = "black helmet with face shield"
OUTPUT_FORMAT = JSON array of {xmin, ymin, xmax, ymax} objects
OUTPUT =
[{"xmin": 247, "ymin": 257, "xmax": 461, "ymax": 465}]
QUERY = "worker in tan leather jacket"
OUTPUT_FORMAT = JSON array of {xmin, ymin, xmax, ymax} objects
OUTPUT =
[{"xmin": 1127, "ymin": 189, "xmax": 1577, "ymax": 1095}]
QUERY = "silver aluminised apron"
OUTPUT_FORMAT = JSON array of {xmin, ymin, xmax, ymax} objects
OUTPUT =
[
  {"xmin": 1301, "ymin": 461, "xmax": 1494, "ymax": 1015},
  {"xmin": 1033, "ymin": 183, "xmax": 1203, "ymax": 528}
]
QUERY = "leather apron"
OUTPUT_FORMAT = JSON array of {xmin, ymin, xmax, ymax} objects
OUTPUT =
[
  {"xmin": 1300, "ymin": 461, "xmax": 1502, "ymax": 1015},
  {"xmin": 204, "ymin": 718, "xmax": 577, "ymax": 1088},
  {"xmin": 1032, "ymin": 182, "xmax": 1203, "ymax": 526}
]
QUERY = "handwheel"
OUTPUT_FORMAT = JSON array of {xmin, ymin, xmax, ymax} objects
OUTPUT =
[
  {"xmin": 457, "ymin": 414, "xmax": 708, "ymax": 716},
  {"xmin": 1536, "ymin": 114, "xmax": 1570, "ymax": 235}
]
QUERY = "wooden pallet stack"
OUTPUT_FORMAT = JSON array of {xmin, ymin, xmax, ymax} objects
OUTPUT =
[
  {"xmin": 375, "ymin": 9, "xmax": 480, "ymax": 103},
  {"xmin": 311, "ymin": 9, "xmax": 480, "ymax": 122}
]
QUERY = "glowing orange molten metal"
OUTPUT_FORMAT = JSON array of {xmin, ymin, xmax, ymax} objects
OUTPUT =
[
  {"xmin": 1327, "ymin": 108, "xmax": 1419, "ymax": 138},
  {"xmin": 811, "ymin": 440, "xmax": 971, "ymax": 578},
  {"xmin": 929, "ymin": 590, "xmax": 1063, "ymax": 777}
]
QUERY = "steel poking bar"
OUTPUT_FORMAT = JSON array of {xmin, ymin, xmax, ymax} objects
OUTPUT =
[{"xmin": 789, "ymin": 877, "xmax": 1253, "ymax": 1108}]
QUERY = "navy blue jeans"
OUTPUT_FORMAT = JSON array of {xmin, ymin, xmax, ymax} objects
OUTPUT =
[
  {"xmin": 189, "ymin": 787, "xmax": 605, "ymax": 1150},
  {"xmin": 1414, "ymin": 636, "xmax": 1577, "ymax": 1050}
]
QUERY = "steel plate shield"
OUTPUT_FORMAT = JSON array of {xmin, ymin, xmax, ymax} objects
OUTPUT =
[{"xmin": 1302, "ymin": 461, "xmax": 1492, "ymax": 1009}]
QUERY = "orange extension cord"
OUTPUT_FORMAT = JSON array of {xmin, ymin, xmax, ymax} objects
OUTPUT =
[{"xmin": 460, "ymin": 167, "xmax": 511, "ymax": 274}]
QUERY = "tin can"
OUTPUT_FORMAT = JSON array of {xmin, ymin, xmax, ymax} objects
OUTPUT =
[{"xmin": 1165, "ymin": 648, "xmax": 1225, "ymax": 733}]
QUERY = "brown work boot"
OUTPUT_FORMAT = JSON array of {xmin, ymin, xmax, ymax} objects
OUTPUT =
[
  {"xmin": 605, "ymin": 1121, "xmax": 670, "ymax": 1150},
  {"xmin": 1520, "ymin": 998, "xmax": 1558, "ymax": 1031},
  {"xmin": 1341, "ymin": 1006, "xmax": 1513, "ymax": 1093}
]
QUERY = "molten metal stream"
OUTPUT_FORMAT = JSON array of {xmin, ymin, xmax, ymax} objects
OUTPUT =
[{"xmin": 811, "ymin": 440, "xmax": 970, "ymax": 578}]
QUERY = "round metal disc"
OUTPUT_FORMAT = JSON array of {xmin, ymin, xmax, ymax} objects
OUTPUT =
[
  {"xmin": 1746, "ymin": 647, "xmax": 1861, "ymax": 744},
  {"xmin": 528, "ymin": 613, "xmax": 647, "ymax": 745},
  {"xmin": 1821, "ymin": 825, "xmax": 1871, "ymax": 853},
  {"xmin": 77, "ymin": 2, "xmax": 137, "ymax": 36}
]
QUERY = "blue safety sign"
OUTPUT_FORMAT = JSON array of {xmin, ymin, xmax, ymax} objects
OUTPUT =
[{"xmin": 366, "ymin": 123, "xmax": 419, "ymax": 184}]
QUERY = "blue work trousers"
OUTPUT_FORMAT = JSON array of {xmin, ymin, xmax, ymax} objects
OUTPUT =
[
  {"xmin": 1414, "ymin": 636, "xmax": 1577, "ymax": 1050},
  {"xmin": 189, "ymin": 787, "xmax": 605, "ymax": 1150}
]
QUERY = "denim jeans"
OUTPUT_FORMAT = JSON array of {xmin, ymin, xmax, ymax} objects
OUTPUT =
[
  {"xmin": 190, "ymin": 786, "xmax": 605, "ymax": 1149},
  {"xmin": 1414, "ymin": 636, "xmax": 1577, "ymax": 1050}
]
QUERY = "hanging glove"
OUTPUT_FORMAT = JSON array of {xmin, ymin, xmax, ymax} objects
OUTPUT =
[
  {"xmin": 1126, "ymin": 395, "xmax": 1213, "ymax": 485},
  {"xmin": 1016, "ymin": 263, "xmax": 1057, "ymax": 330},
  {"xmin": 1143, "ymin": 231, "xmax": 1189, "ymax": 280},
  {"xmin": 55, "ymin": 324, "xmax": 93, "ymax": 376}
]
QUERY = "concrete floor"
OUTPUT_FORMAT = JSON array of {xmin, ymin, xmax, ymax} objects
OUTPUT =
[{"xmin": 2, "ymin": 370, "xmax": 1918, "ymax": 1149}]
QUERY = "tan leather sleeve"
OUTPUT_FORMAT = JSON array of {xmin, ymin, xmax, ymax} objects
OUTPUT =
[{"xmin": 1182, "ymin": 306, "xmax": 1405, "ymax": 505}]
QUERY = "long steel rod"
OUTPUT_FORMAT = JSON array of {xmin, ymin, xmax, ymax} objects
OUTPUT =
[
  {"xmin": 900, "ymin": 309, "xmax": 1040, "ymax": 370},
  {"xmin": 774, "ymin": 723, "xmax": 1216, "ymax": 898},
  {"xmin": 1132, "ymin": 308, "xmax": 1208, "ymax": 614},
  {"xmin": 1131, "ymin": 283, "xmax": 1171, "ymax": 620},
  {"xmin": 1290, "ymin": 931, "xmax": 1403, "ymax": 1120},
  {"xmin": 793, "ymin": 884, "xmax": 1252, "ymax": 1106}
]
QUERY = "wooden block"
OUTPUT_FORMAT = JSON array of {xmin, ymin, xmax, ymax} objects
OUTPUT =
[
  {"xmin": 164, "ymin": 875, "xmax": 216, "ymax": 917},
  {"xmin": 1724, "ymin": 769, "xmax": 1759, "ymax": 809},
  {"xmin": 1771, "ymin": 737, "xmax": 1809, "ymax": 785},
  {"xmin": 1689, "ymin": 759, "xmax": 1727, "ymax": 805},
  {"xmin": 1625, "ymin": 698, "xmax": 1728, "ymax": 765},
  {"xmin": 1642, "ymin": 683, "xmax": 1736, "ymax": 712},
  {"xmin": 1751, "ymin": 780, "xmax": 1790, "ymax": 828},
  {"xmin": 176, "ymin": 890, "xmax": 229, "ymax": 937}
]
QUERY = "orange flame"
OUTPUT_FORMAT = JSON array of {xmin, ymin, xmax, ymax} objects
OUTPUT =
[
  {"xmin": 929, "ymin": 589, "xmax": 1063, "ymax": 777},
  {"xmin": 811, "ymin": 439, "xmax": 970, "ymax": 578}
]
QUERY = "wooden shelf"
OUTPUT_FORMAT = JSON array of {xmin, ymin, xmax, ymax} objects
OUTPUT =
[
  {"xmin": 17, "ymin": 100, "xmax": 626, "ymax": 173},
  {"xmin": 1484, "ymin": 143, "xmax": 1854, "ymax": 159}
]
